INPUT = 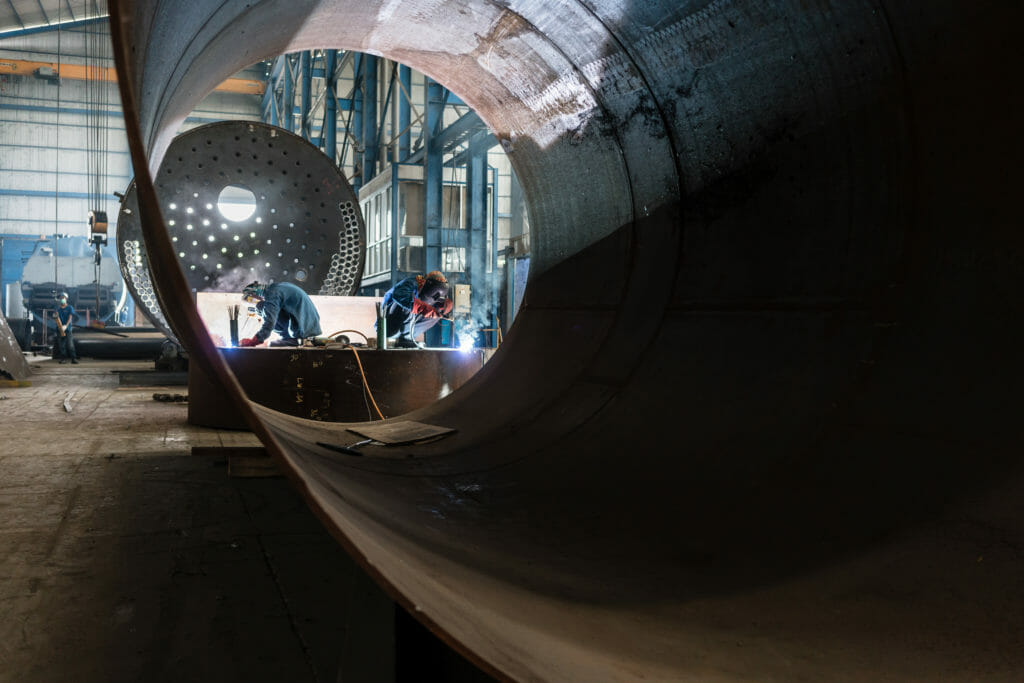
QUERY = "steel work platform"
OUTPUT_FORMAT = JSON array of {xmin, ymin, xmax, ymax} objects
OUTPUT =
[{"xmin": 189, "ymin": 347, "xmax": 492, "ymax": 429}]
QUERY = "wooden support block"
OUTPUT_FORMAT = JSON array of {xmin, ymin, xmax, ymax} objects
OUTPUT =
[
  {"xmin": 228, "ymin": 456, "xmax": 281, "ymax": 478},
  {"xmin": 118, "ymin": 371, "xmax": 188, "ymax": 386},
  {"xmin": 191, "ymin": 446, "xmax": 281, "ymax": 478},
  {"xmin": 0, "ymin": 379, "xmax": 31, "ymax": 388}
]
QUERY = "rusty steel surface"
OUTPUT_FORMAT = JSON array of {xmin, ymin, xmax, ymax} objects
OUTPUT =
[
  {"xmin": 0, "ymin": 311, "xmax": 29, "ymax": 381},
  {"xmin": 109, "ymin": 1, "xmax": 1024, "ymax": 680},
  {"xmin": 117, "ymin": 121, "xmax": 365, "ymax": 341},
  {"xmin": 188, "ymin": 348, "xmax": 491, "ymax": 430}
]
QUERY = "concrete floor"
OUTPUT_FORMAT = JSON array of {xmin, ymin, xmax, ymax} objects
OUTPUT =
[{"xmin": 0, "ymin": 359, "xmax": 399, "ymax": 682}]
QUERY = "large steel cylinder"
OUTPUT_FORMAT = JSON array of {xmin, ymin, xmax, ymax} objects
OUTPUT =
[{"xmin": 109, "ymin": 1, "xmax": 1024, "ymax": 679}]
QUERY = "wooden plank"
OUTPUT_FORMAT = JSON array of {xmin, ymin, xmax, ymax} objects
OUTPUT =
[
  {"xmin": 191, "ymin": 446, "xmax": 280, "ymax": 478},
  {"xmin": 228, "ymin": 456, "xmax": 282, "ymax": 478},
  {"xmin": 118, "ymin": 371, "xmax": 188, "ymax": 386},
  {"xmin": 115, "ymin": 386, "xmax": 185, "ymax": 391},
  {"xmin": 192, "ymin": 446, "xmax": 267, "ymax": 458}
]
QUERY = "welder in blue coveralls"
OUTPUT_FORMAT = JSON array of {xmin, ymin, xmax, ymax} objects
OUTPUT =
[
  {"xmin": 238, "ymin": 281, "xmax": 322, "ymax": 347},
  {"xmin": 53, "ymin": 291, "xmax": 80, "ymax": 363},
  {"xmin": 379, "ymin": 270, "xmax": 453, "ymax": 348}
]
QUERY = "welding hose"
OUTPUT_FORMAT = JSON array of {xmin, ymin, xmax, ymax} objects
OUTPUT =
[{"xmin": 327, "ymin": 329, "xmax": 370, "ymax": 344}]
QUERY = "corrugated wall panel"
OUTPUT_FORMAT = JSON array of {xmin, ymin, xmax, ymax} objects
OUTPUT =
[{"xmin": 0, "ymin": 22, "xmax": 262, "ymax": 238}]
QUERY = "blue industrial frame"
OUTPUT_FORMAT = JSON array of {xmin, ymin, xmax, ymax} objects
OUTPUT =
[{"xmin": 259, "ymin": 51, "xmax": 502, "ymax": 340}]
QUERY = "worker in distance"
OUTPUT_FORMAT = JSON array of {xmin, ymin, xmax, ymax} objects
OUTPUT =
[
  {"xmin": 53, "ymin": 291, "xmax": 80, "ymax": 364},
  {"xmin": 238, "ymin": 280, "xmax": 322, "ymax": 347},
  {"xmin": 379, "ymin": 270, "xmax": 454, "ymax": 348}
]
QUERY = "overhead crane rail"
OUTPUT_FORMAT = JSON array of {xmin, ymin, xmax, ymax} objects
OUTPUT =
[{"xmin": 0, "ymin": 58, "xmax": 264, "ymax": 94}]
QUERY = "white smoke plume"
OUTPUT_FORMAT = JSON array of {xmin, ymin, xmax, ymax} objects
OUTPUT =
[
  {"xmin": 206, "ymin": 264, "xmax": 272, "ymax": 292},
  {"xmin": 457, "ymin": 318, "xmax": 480, "ymax": 351}
]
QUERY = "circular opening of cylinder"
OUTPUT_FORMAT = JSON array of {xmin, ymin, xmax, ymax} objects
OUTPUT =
[
  {"xmin": 217, "ymin": 184, "xmax": 257, "ymax": 222},
  {"xmin": 138, "ymin": 54, "xmax": 533, "ymax": 424}
]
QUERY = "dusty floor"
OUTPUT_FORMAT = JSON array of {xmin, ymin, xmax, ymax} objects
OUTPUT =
[{"xmin": 0, "ymin": 359, "xmax": 394, "ymax": 682}]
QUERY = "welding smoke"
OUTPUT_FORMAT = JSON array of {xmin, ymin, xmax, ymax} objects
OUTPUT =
[
  {"xmin": 457, "ymin": 270, "xmax": 502, "ymax": 348},
  {"xmin": 457, "ymin": 318, "xmax": 480, "ymax": 351},
  {"xmin": 207, "ymin": 264, "xmax": 272, "ymax": 292}
]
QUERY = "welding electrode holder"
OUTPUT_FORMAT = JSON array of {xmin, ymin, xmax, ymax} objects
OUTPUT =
[
  {"xmin": 375, "ymin": 301, "xmax": 386, "ymax": 351},
  {"xmin": 228, "ymin": 305, "xmax": 240, "ymax": 347}
]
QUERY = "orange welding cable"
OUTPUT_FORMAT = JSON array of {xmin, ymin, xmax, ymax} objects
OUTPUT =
[{"xmin": 347, "ymin": 346, "xmax": 385, "ymax": 420}]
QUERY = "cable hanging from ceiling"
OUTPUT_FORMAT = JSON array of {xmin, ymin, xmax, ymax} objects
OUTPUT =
[
  {"xmin": 83, "ymin": 0, "xmax": 110, "ymax": 254},
  {"xmin": 52, "ymin": 0, "xmax": 62, "ymax": 285}
]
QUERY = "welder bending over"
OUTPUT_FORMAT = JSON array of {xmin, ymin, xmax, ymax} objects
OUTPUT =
[
  {"xmin": 239, "ymin": 281, "xmax": 322, "ymax": 347},
  {"xmin": 380, "ymin": 270, "xmax": 453, "ymax": 348}
]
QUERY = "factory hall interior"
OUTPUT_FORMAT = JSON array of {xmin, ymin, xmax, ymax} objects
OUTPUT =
[{"xmin": 1, "ymin": 1, "xmax": 1022, "ymax": 681}]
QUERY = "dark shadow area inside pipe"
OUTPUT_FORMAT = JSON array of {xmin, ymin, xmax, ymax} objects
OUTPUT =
[{"xmin": 264, "ymin": 206, "xmax": 1024, "ymax": 604}]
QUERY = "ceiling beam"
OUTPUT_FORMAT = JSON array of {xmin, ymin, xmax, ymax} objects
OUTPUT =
[
  {"xmin": 5, "ymin": 0, "xmax": 25, "ymax": 29},
  {"xmin": 34, "ymin": 0, "xmax": 49, "ymax": 25},
  {"xmin": 0, "ymin": 15, "xmax": 105, "ymax": 39}
]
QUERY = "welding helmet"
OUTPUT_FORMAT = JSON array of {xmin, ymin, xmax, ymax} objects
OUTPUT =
[
  {"xmin": 419, "ymin": 272, "xmax": 449, "ymax": 306},
  {"xmin": 242, "ymin": 281, "xmax": 266, "ymax": 302}
]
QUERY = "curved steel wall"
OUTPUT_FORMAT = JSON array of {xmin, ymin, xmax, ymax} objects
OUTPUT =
[{"xmin": 108, "ymin": 1, "xmax": 1024, "ymax": 679}]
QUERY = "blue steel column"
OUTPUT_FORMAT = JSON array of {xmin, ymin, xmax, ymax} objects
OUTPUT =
[
  {"xmin": 324, "ymin": 50, "xmax": 337, "ymax": 163},
  {"xmin": 361, "ymin": 55, "xmax": 378, "ymax": 186},
  {"xmin": 490, "ymin": 164, "xmax": 500, "ymax": 335},
  {"xmin": 390, "ymin": 163, "xmax": 399, "ymax": 284},
  {"xmin": 423, "ymin": 78, "xmax": 445, "ymax": 275},
  {"xmin": 351, "ymin": 54, "xmax": 363, "ymax": 194},
  {"xmin": 398, "ymin": 64, "xmax": 411, "ymax": 162},
  {"xmin": 268, "ymin": 93, "xmax": 279, "ymax": 126},
  {"xmin": 261, "ymin": 57, "xmax": 282, "ymax": 126},
  {"xmin": 300, "ymin": 51, "xmax": 312, "ymax": 141},
  {"xmin": 465, "ymin": 135, "xmax": 488, "ymax": 331},
  {"xmin": 282, "ymin": 55, "xmax": 294, "ymax": 133}
]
